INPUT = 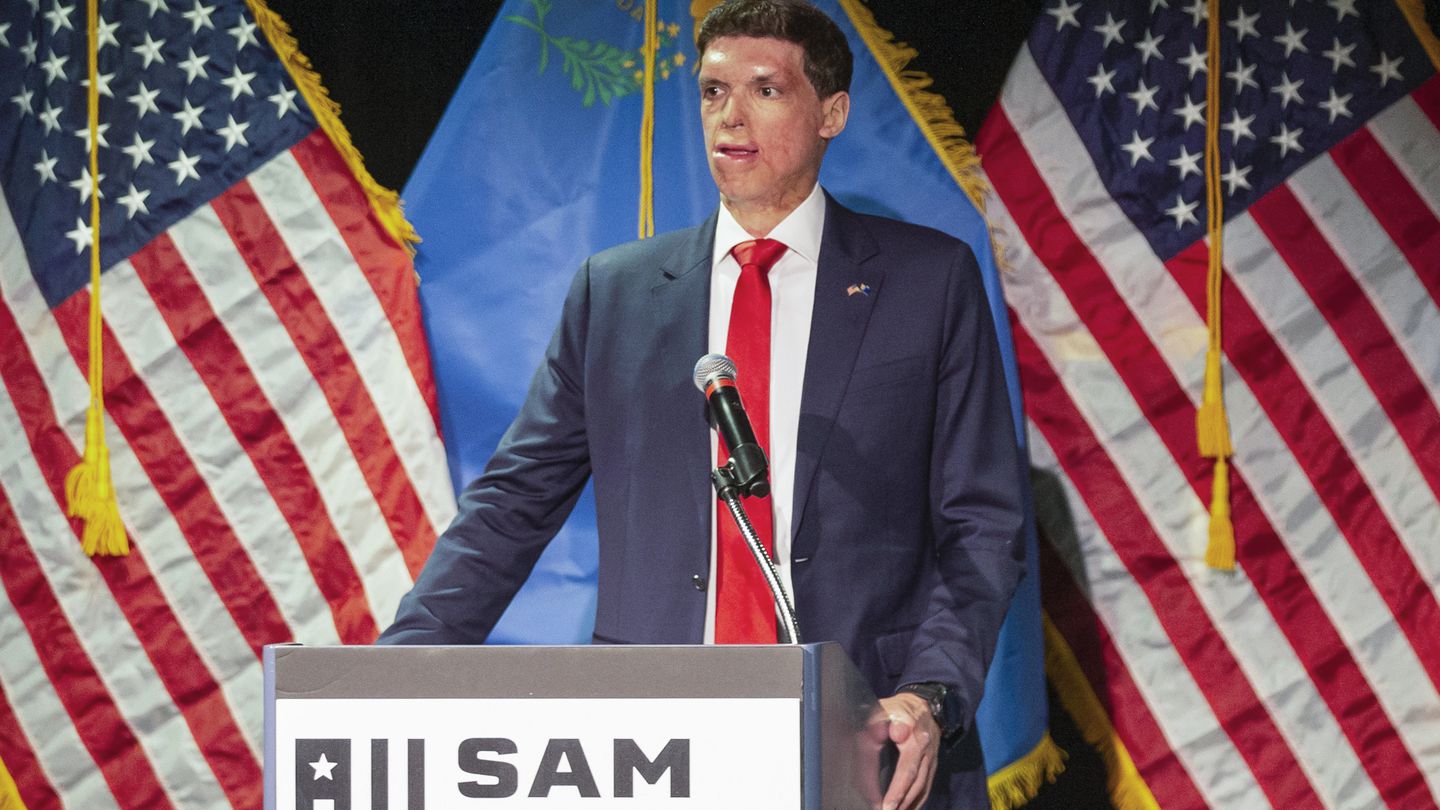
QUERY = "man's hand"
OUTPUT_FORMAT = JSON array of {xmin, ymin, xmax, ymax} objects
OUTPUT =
[{"xmin": 878, "ymin": 692, "xmax": 941, "ymax": 810}]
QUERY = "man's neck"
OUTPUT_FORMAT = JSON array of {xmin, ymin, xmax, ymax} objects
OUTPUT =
[
  {"xmin": 721, "ymin": 194, "xmax": 810, "ymax": 238},
  {"xmin": 713, "ymin": 183, "xmax": 825, "ymax": 270}
]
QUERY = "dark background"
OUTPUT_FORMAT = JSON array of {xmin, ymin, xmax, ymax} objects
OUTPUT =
[
  {"xmin": 263, "ymin": 1, "xmax": 1044, "ymax": 192},
  {"xmin": 260, "ymin": 0, "xmax": 1440, "ymax": 195},
  {"xmin": 257, "ymin": 1, "xmax": 1117, "ymax": 805}
]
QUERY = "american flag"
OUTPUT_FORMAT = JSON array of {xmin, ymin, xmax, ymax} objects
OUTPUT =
[
  {"xmin": 0, "ymin": 0, "xmax": 454, "ymax": 806},
  {"xmin": 978, "ymin": 0, "xmax": 1440, "ymax": 807}
]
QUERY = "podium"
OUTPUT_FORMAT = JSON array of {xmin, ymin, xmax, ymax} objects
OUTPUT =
[{"xmin": 265, "ymin": 642, "xmax": 891, "ymax": 809}]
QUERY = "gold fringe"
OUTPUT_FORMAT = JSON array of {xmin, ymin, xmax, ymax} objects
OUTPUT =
[
  {"xmin": 63, "ymin": 0, "xmax": 128, "ymax": 557},
  {"xmin": 1198, "ymin": 0, "xmax": 1235, "ymax": 571},
  {"xmin": 836, "ymin": 0, "xmax": 1009, "ymax": 272},
  {"xmin": 0, "ymin": 752, "xmax": 25, "ymax": 810},
  {"xmin": 1396, "ymin": 0, "xmax": 1440, "ymax": 71},
  {"xmin": 243, "ymin": 0, "xmax": 420, "ymax": 254},
  {"xmin": 1043, "ymin": 613, "xmax": 1161, "ymax": 810},
  {"xmin": 986, "ymin": 732, "xmax": 1067, "ymax": 810}
]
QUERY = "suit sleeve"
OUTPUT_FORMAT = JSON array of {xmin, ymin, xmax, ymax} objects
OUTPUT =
[
  {"xmin": 899, "ymin": 243, "xmax": 1027, "ymax": 729},
  {"xmin": 378, "ymin": 260, "xmax": 595, "ymax": 644}
]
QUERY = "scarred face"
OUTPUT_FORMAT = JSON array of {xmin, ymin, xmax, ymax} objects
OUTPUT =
[{"xmin": 699, "ymin": 36, "xmax": 849, "ymax": 231}]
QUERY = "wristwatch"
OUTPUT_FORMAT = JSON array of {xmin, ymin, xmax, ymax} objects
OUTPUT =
[{"xmin": 896, "ymin": 681, "xmax": 963, "ymax": 739}]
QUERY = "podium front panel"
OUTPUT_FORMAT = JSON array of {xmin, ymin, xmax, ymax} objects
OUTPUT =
[{"xmin": 265, "ymin": 643, "xmax": 880, "ymax": 809}]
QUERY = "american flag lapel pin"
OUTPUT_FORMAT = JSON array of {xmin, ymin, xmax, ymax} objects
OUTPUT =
[{"xmin": 846, "ymin": 282, "xmax": 871, "ymax": 297}]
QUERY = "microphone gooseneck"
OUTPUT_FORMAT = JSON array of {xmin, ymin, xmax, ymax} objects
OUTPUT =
[{"xmin": 693, "ymin": 353, "xmax": 800, "ymax": 644}]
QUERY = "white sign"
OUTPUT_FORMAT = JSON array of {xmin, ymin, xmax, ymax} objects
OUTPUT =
[{"xmin": 274, "ymin": 697, "xmax": 802, "ymax": 809}]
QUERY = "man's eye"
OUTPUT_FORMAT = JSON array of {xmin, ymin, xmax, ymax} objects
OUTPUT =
[{"xmin": 760, "ymin": 87, "xmax": 777, "ymax": 97}]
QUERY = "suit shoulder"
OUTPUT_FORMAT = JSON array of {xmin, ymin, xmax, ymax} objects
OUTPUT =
[
  {"xmin": 850, "ymin": 211, "xmax": 978, "ymax": 263},
  {"xmin": 587, "ymin": 225, "xmax": 702, "ymax": 274}
]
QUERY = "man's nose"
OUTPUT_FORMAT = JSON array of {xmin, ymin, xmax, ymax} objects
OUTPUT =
[{"xmin": 720, "ymin": 95, "xmax": 745, "ymax": 127}]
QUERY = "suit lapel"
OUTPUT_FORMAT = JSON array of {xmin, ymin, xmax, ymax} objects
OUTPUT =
[
  {"xmin": 646, "ymin": 200, "xmax": 882, "ymax": 562},
  {"xmin": 790, "ymin": 197, "xmax": 882, "ymax": 552},
  {"xmin": 650, "ymin": 211, "xmax": 719, "ymax": 553}
]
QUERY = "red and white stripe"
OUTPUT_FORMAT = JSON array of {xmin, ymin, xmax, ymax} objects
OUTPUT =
[
  {"xmin": 0, "ymin": 131, "xmax": 453, "ymax": 809},
  {"xmin": 980, "ymin": 46, "xmax": 1440, "ymax": 809}
]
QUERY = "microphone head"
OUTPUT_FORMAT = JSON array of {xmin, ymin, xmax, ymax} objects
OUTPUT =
[{"xmin": 693, "ymin": 353, "xmax": 737, "ymax": 392}]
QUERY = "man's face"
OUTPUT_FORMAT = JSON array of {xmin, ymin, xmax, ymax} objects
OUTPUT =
[{"xmin": 699, "ymin": 36, "xmax": 849, "ymax": 220}]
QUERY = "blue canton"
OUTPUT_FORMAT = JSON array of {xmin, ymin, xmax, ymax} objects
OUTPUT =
[
  {"xmin": 0, "ymin": 0, "xmax": 316, "ymax": 308},
  {"xmin": 1030, "ymin": 0, "xmax": 1433, "ymax": 260}
]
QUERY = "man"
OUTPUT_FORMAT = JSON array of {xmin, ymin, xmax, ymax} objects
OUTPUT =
[{"xmin": 380, "ymin": 2, "xmax": 1026, "ymax": 807}]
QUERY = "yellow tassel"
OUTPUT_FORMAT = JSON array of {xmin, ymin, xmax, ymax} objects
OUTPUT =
[
  {"xmin": 1197, "ymin": 0, "xmax": 1236, "ymax": 571},
  {"xmin": 1195, "ymin": 352, "xmax": 1232, "ymax": 458},
  {"xmin": 0, "ymin": 749, "xmax": 29, "ymax": 810},
  {"xmin": 62, "ymin": 0, "xmax": 128, "ymax": 557},
  {"xmin": 986, "ymin": 732, "xmax": 1067, "ymax": 810},
  {"xmin": 64, "ymin": 406, "xmax": 129, "ymax": 557},
  {"xmin": 836, "ymin": 0, "xmax": 1011, "ymax": 273},
  {"xmin": 1205, "ymin": 457, "xmax": 1235, "ymax": 571},
  {"xmin": 1043, "ymin": 614, "xmax": 1162, "ymax": 810},
  {"xmin": 242, "ymin": 0, "xmax": 419, "ymax": 255}
]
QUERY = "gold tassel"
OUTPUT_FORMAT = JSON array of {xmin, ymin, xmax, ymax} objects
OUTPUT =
[
  {"xmin": 986, "ymin": 732, "xmax": 1067, "ymax": 810},
  {"xmin": 64, "ymin": 0, "xmax": 128, "ymax": 557},
  {"xmin": 1195, "ymin": 361, "xmax": 1231, "ymax": 457},
  {"xmin": 1205, "ymin": 457, "xmax": 1235, "ymax": 570},
  {"xmin": 1197, "ymin": 0, "xmax": 1234, "ymax": 570},
  {"xmin": 65, "ymin": 407, "xmax": 129, "ymax": 556},
  {"xmin": 243, "ymin": 0, "xmax": 420, "ymax": 255}
]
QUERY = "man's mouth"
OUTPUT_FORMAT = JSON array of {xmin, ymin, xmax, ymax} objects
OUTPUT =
[{"xmin": 716, "ymin": 145, "xmax": 758, "ymax": 159}]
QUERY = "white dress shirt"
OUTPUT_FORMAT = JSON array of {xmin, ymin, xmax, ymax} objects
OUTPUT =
[{"xmin": 703, "ymin": 183, "xmax": 825, "ymax": 642}]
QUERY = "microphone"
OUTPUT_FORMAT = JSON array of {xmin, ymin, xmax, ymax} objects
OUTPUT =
[{"xmin": 692, "ymin": 353, "xmax": 770, "ymax": 498}]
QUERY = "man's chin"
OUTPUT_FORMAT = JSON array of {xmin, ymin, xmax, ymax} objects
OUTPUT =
[
  {"xmin": 713, "ymin": 179, "xmax": 781, "ymax": 209},
  {"xmin": 710, "ymin": 174, "xmax": 760, "ymax": 202}
]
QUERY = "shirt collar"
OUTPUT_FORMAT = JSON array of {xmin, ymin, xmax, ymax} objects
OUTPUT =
[{"xmin": 712, "ymin": 183, "xmax": 826, "ymax": 268}]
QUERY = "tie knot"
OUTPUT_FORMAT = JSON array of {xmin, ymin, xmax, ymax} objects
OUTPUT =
[{"xmin": 731, "ymin": 238, "xmax": 788, "ymax": 273}]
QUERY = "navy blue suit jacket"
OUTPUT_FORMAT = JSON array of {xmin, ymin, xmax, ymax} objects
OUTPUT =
[{"xmin": 381, "ymin": 196, "xmax": 1027, "ymax": 806}]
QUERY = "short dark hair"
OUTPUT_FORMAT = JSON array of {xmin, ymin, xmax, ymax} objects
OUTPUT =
[{"xmin": 697, "ymin": 0, "xmax": 853, "ymax": 98}]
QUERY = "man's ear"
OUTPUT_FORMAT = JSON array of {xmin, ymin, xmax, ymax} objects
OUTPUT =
[{"xmin": 819, "ymin": 91, "xmax": 850, "ymax": 139}]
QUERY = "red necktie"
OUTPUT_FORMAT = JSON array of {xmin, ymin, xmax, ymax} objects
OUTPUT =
[{"xmin": 716, "ymin": 238, "xmax": 788, "ymax": 644}]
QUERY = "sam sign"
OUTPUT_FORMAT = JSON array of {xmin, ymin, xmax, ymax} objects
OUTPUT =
[{"xmin": 272, "ymin": 697, "xmax": 801, "ymax": 808}]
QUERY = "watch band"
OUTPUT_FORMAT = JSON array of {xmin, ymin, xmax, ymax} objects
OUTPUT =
[{"xmin": 896, "ymin": 681, "xmax": 962, "ymax": 738}]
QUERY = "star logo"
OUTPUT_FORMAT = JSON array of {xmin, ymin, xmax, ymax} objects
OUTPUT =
[
  {"xmin": 294, "ymin": 739, "xmax": 351, "ymax": 805},
  {"xmin": 310, "ymin": 752, "xmax": 338, "ymax": 781}
]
